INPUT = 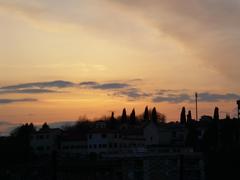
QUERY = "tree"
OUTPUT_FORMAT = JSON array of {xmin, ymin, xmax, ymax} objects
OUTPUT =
[
  {"xmin": 11, "ymin": 123, "xmax": 36, "ymax": 138},
  {"xmin": 152, "ymin": 107, "xmax": 157, "ymax": 123},
  {"xmin": 158, "ymin": 112, "xmax": 166, "ymax": 123},
  {"xmin": 130, "ymin": 109, "xmax": 136, "ymax": 124},
  {"xmin": 180, "ymin": 107, "xmax": 187, "ymax": 124},
  {"xmin": 110, "ymin": 111, "xmax": 115, "ymax": 121},
  {"xmin": 143, "ymin": 106, "xmax": 149, "ymax": 121},
  {"xmin": 121, "ymin": 108, "xmax": 127, "ymax": 123},
  {"xmin": 41, "ymin": 122, "xmax": 50, "ymax": 130},
  {"xmin": 213, "ymin": 107, "xmax": 219, "ymax": 121},
  {"xmin": 187, "ymin": 110, "xmax": 192, "ymax": 124}
]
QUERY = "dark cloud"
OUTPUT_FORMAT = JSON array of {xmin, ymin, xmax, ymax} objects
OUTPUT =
[
  {"xmin": 152, "ymin": 93, "xmax": 191, "ymax": 103},
  {"xmin": 0, "ymin": 98, "xmax": 38, "ymax": 104},
  {"xmin": 79, "ymin": 82, "xmax": 130, "ymax": 90},
  {"xmin": 79, "ymin": 81, "xmax": 98, "ymax": 86},
  {"xmin": 113, "ymin": 88, "xmax": 151, "ymax": 100},
  {"xmin": 198, "ymin": 93, "xmax": 240, "ymax": 102},
  {"xmin": 1, "ymin": 80, "xmax": 75, "ymax": 90},
  {"xmin": 152, "ymin": 92, "xmax": 240, "ymax": 103},
  {"xmin": 0, "ymin": 89, "xmax": 59, "ymax": 94},
  {"xmin": 1, "ymin": 80, "xmax": 130, "ymax": 94},
  {"xmin": 92, "ymin": 83, "xmax": 129, "ymax": 90},
  {"xmin": 0, "ymin": 80, "xmax": 75, "ymax": 94},
  {"xmin": 156, "ymin": 89, "xmax": 188, "ymax": 95}
]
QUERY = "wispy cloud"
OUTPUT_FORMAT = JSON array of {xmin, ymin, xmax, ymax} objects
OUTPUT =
[
  {"xmin": 92, "ymin": 83, "xmax": 129, "ymax": 90},
  {"xmin": 0, "ymin": 80, "xmax": 75, "ymax": 94},
  {"xmin": 198, "ymin": 93, "xmax": 240, "ymax": 102},
  {"xmin": 152, "ymin": 93, "xmax": 191, "ymax": 103},
  {"xmin": 1, "ymin": 80, "xmax": 75, "ymax": 90},
  {"xmin": 79, "ymin": 81, "xmax": 130, "ymax": 90},
  {"xmin": 79, "ymin": 81, "xmax": 98, "ymax": 86},
  {"xmin": 152, "ymin": 91, "xmax": 240, "ymax": 103},
  {"xmin": 0, "ymin": 80, "xmax": 131, "ymax": 94},
  {"xmin": 110, "ymin": 0, "xmax": 240, "ymax": 80},
  {"xmin": 0, "ymin": 98, "xmax": 38, "ymax": 104},
  {"xmin": 112, "ymin": 88, "xmax": 151, "ymax": 100},
  {"xmin": 0, "ymin": 88, "xmax": 59, "ymax": 94}
]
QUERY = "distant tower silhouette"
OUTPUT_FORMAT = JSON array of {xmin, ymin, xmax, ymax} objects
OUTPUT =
[
  {"xmin": 195, "ymin": 93, "xmax": 198, "ymax": 121},
  {"xmin": 237, "ymin": 100, "xmax": 240, "ymax": 119}
]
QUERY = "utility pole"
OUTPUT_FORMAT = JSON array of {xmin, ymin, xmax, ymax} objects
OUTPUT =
[{"xmin": 195, "ymin": 93, "xmax": 198, "ymax": 121}]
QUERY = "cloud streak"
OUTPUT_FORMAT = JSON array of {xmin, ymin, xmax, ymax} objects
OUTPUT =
[
  {"xmin": 0, "ymin": 80, "xmax": 131, "ymax": 94},
  {"xmin": 110, "ymin": 0, "xmax": 240, "ymax": 80},
  {"xmin": 112, "ymin": 88, "xmax": 151, "ymax": 100},
  {"xmin": 0, "ymin": 98, "xmax": 38, "ymax": 104},
  {"xmin": 79, "ymin": 81, "xmax": 130, "ymax": 89},
  {"xmin": 1, "ymin": 80, "xmax": 75, "ymax": 90},
  {"xmin": 0, "ymin": 88, "xmax": 60, "ymax": 94},
  {"xmin": 152, "ymin": 92, "xmax": 240, "ymax": 103}
]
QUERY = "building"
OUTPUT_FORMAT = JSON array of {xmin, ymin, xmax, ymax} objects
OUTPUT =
[
  {"xmin": 60, "ymin": 133, "xmax": 87, "ymax": 157},
  {"xmin": 30, "ymin": 123, "xmax": 62, "ymax": 155}
]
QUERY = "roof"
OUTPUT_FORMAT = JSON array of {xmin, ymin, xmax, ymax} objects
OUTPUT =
[
  {"xmin": 61, "ymin": 133, "xmax": 87, "ymax": 141},
  {"xmin": 89, "ymin": 128, "xmax": 118, "ymax": 134},
  {"xmin": 36, "ymin": 128, "xmax": 62, "ymax": 134}
]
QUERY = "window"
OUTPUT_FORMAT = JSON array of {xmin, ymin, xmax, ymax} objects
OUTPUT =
[
  {"xmin": 101, "ymin": 134, "xmax": 107, "ymax": 138},
  {"xmin": 89, "ymin": 134, "xmax": 92, "ymax": 139},
  {"xmin": 37, "ymin": 146, "xmax": 44, "ymax": 151},
  {"xmin": 172, "ymin": 131, "xmax": 177, "ymax": 138}
]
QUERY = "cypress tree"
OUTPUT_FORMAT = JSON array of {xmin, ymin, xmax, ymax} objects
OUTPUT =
[
  {"xmin": 213, "ymin": 107, "xmax": 219, "ymax": 121},
  {"xmin": 143, "ymin": 106, "xmax": 149, "ymax": 121},
  {"xmin": 180, "ymin": 107, "xmax": 187, "ymax": 124},
  {"xmin": 130, "ymin": 109, "xmax": 136, "ymax": 124},
  {"xmin": 152, "ymin": 107, "xmax": 157, "ymax": 123},
  {"xmin": 110, "ymin": 111, "xmax": 115, "ymax": 121},
  {"xmin": 121, "ymin": 108, "xmax": 127, "ymax": 123},
  {"xmin": 187, "ymin": 110, "xmax": 192, "ymax": 124}
]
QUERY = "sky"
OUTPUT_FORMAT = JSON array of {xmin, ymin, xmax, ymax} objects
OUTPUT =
[{"xmin": 0, "ymin": 0, "xmax": 240, "ymax": 134}]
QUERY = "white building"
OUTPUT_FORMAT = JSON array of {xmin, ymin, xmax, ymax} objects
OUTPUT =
[
  {"xmin": 60, "ymin": 134, "xmax": 87, "ymax": 156},
  {"xmin": 144, "ymin": 122, "xmax": 187, "ymax": 146}
]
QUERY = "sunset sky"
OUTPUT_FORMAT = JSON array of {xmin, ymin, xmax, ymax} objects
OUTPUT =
[{"xmin": 1, "ymin": 0, "xmax": 240, "ymax": 134}]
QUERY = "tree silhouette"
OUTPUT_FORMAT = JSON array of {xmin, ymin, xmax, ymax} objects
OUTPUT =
[
  {"xmin": 187, "ymin": 110, "xmax": 192, "ymax": 124},
  {"xmin": 9, "ymin": 123, "xmax": 36, "ymax": 162},
  {"xmin": 121, "ymin": 108, "xmax": 127, "ymax": 123},
  {"xmin": 213, "ymin": 107, "xmax": 219, "ymax": 121},
  {"xmin": 11, "ymin": 123, "xmax": 36, "ymax": 138},
  {"xmin": 143, "ymin": 106, "xmax": 149, "ymax": 121},
  {"xmin": 130, "ymin": 109, "xmax": 136, "ymax": 124},
  {"xmin": 152, "ymin": 107, "xmax": 157, "ymax": 123},
  {"xmin": 180, "ymin": 107, "xmax": 187, "ymax": 125},
  {"xmin": 41, "ymin": 122, "xmax": 50, "ymax": 130},
  {"xmin": 110, "ymin": 111, "xmax": 115, "ymax": 121}
]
